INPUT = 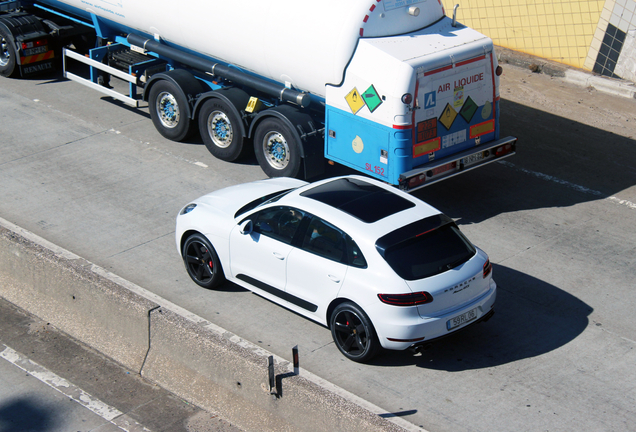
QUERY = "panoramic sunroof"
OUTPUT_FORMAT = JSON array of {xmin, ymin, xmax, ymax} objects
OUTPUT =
[{"xmin": 300, "ymin": 178, "xmax": 415, "ymax": 223}]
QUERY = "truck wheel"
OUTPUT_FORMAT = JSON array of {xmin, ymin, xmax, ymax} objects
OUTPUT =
[
  {"xmin": 254, "ymin": 118, "xmax": 302, "ymax": 178},
  {"xmin": 0, "ymin": 28, "xmax": 18, "ymax": 78},
  {"xmin": 149, "ymin": 80, "xmax": 194, "ymax": 142},
  {"xmin": 198, "ymin": 98, "xmax": 248, "ymax": 161}
]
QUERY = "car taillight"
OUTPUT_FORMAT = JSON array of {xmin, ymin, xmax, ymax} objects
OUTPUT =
[
  {"xmin": 378, "ymin": 292, "xmax": 433, "ymax": 306},
  {"xmin": 483, "ymin": 259, "xmax": 492, "ymax": 278}
]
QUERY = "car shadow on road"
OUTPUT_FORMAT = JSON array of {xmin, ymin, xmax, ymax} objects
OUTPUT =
[{"xmin": 370, "ymin": 264, "xmax": 592, "ymax": 369}]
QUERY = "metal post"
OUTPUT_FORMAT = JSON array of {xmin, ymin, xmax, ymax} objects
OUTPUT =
[
  {"xmin": 267, "ymin": 355, "xmax": 276, "ymax": 395},
  {"xmin": 292, "ymin": 345, "xmax": 299, "ymax": 375}
]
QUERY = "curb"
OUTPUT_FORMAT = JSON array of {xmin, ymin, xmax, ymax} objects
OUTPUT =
[
  {"xmin": 496, "ymin": 45, "xmax": 636, "ymax": 99},
  {"xmin": 0, "ymin": 216, "xmax": 423, "ymax": 432}
]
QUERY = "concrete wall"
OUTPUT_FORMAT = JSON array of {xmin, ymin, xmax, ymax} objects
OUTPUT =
[
  {"xmin": 0, "ymin": 221, "xmax": 410, "ymax": 432},
  {"xmin": 441, "ymin": 0, "xmax": 636, "ymax": 82}
]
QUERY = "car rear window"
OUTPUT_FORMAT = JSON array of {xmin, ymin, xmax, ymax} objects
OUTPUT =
[{"xmin": 376, "ymin": 214, "xmax": 476, "ymax": 280}]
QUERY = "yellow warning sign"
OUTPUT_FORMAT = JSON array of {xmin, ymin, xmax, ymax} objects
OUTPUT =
[
  {"xmin": 439, "ymin": 103, "xmax": 457, "ymax": 130},
  {"xmin": 245, "ymin": 96, "xmax": 262, "ymax": 113},
  {"xmin": 345, "ymin": 87, "xmax": 365, "ymax": 114},
  {"xmin": 413, "ymin": 137, "xmax": 441, "ymax": 158},
  {"xmin": 470, "ymin": 119, "xmax": 495, "ymax": 138}
]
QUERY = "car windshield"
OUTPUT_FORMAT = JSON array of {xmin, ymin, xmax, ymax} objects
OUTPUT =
[
  {"xmin": 376, "ymin": 215, "xmax": 476, "ymax": 280},
  {"xmin": 234, "ymin": 189, "xmax": 294, "ymax": 218}
]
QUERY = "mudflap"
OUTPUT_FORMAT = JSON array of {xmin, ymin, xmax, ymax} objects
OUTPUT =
[{"xmin": 20, "ymin": 59, "xmax": 56, "ymax": 77}]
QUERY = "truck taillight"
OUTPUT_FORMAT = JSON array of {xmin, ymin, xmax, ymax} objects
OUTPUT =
[
  {"xmin": 483, "ymin": 259, "xmax": 492, "ymax": 278},
  {"xmin": 22, "ymin": 39, "xmax": 48, "ymax": 50},
  {"xmin": 401, "ymin": 93, "xmax": 413, "ymax": 104},
  {"xmin": 495, "ymin": 143, "xmax": 513, "ymax": 157},
  {"xmin": 496, "ymin": 65, "xmax": 503, "ymax": 76},
  {"xmin": 427, "ymin": 161, "xmax": 457, "ymax": 178},
  {"xmin": 407, "ymin": 174, "xmax": 426, "ymax": 189},
  {"xmin": 378, "ymin": 292, "xmax": 433, "ymax": 306}
]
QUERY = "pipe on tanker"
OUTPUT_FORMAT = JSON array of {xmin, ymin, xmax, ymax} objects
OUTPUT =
[{"xmin": 127, "ymin": 34, "xmax": 311, "ymax": 108}]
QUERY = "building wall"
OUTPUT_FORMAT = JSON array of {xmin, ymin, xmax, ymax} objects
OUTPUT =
[{"xmin": 441, "ymin": 0, "xmax": 636, "ymax": 82}]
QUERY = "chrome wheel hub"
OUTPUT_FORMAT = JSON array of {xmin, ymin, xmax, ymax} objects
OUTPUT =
[
  {"xmin": 263, "ymin": 131, "xmax": 290, "ymax": 170},
  {"xmin": 156, "ymin": 92, "xmax": 180, "ymax": 128},
  {"xmin": 208, "ymin": 111, "xmax": 233, "ymax": 148}
]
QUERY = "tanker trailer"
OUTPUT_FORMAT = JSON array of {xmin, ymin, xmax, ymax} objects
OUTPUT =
[{"xmin": 0, "ymin": 0, "xmax": 516, "ymax": 189}]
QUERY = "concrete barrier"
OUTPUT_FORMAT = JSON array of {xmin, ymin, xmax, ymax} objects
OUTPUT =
[
  {"xmin": 0, "ymin": 219, "xmax": 414, "ymax": 432},
  {"xmin": 0, "ymin": 224, "xmax": 157, "ymax": 373}
]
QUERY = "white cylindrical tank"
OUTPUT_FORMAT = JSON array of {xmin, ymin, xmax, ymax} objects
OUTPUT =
[{"xmin": 43, "ymin": 0, "xmax": 444, "ymax": 96}]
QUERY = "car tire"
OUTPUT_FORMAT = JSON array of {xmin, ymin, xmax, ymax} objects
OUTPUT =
[
  {"xmin": 330, "ymin": 302, "xmax": 380, "ymax": 363},
  {"xmin": 149, "ymin": 80, "xmax": 194, "ymax": 142},
  {"xmin": 182, "ymin": 234, "xmax": 225, "ymax": 289},
  {"xmin": 254, "ymin": 118, "xmax": 302, "ymax": 178},
  {"xmin": 0, "ymin": 27, "xmax": 18, "ymax": 78},
  {"xmin": 199, "ymin": 98, "xmax": 248, "ymax": 161}
]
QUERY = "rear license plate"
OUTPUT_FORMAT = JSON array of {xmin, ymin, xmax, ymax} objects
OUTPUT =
[
  {"xmin": 24, "ymin": 46, "xmax": 48, "ymax": 56},
  {"xmin": 461, "ymin": 152, "xmax": 484, "ymax": 167},
  {"xmin": 447, "ymin": 307, "xmax": 478, "ymax": 330}
]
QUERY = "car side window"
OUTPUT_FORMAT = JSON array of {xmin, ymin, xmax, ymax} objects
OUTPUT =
[
  {"xmin": 346, "ymin": 236, "xmax": 367, "ymax": 268},
  {"xmin": 252, "ymin": 206, "xmax": 305, "ymax": 245},
  {"xmin": 301, "ymin": 217, "xmax": 366, "ymax": 267}
]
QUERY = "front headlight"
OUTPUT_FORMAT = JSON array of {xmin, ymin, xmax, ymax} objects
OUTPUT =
[{"xmin": 180, "ymin": 203, "xmax": 197, "ymax": 215}]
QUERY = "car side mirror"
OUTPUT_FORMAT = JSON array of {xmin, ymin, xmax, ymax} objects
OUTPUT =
[{"xmin": 239, "ymin": 220, "xmax": 253, "ymax": 235}]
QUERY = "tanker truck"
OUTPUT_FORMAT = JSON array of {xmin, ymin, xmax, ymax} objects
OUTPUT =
[{"xmin": 0, "ymin": 0, "xmax": 516, "ymax": 190}]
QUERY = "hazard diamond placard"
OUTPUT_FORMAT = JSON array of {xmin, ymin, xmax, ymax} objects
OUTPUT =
[
  {"xmin": 362, "ymin": 84, "xmax": 383, "ymax": 113},
  {"xmin": 439, "ymin": 103, "xmax": 457, "ymax": 130},
  {"xmin": 345, "ymin": 87, "xmax": 365, "ymax": 114}
]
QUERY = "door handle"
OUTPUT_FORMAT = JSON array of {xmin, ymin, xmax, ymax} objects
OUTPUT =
[
  {"xmin": 272, "ymin": 252, "xmax": 285, "ymax": 260},
  {"xmin": 328, "ymin": 274, "xmax": 340, "ymax": 283}
]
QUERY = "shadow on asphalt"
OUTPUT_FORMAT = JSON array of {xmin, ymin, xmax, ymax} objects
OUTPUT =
[
  {"xmin": 0, "ymin": 397, "xmax": 60, "ymax": 432},
  {"xmin": 413, "ymin": 98, "xmax": 636, "ymax": 224},
  {"xmin": 369, "ymin": 264, "xmax": 591, "ymax": 369}
]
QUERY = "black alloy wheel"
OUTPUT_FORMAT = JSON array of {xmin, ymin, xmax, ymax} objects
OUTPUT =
[
  {"xmin": 182, "ymin": 234, "xmax": 225, "ymax": 289},
  {"xmin": 330, "ymin": 302, "xmax": 380, "ymax": 362}
]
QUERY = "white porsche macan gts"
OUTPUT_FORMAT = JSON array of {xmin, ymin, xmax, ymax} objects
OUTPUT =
[{"xmin": 176, "ymin": 175, "xmax": 496, "ymax": 362}]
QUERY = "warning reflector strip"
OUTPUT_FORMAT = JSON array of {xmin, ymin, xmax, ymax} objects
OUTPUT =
[
  {"xmin": 470, "ymin": 119, "xmax": 495, "ymax": 138},
  {"xmin": 413, "ymin": 137, "xmax": 441, "ymax": 158},
  {"xmin": 21, "ymin": 50, "xmax": 55, "ymax": 65}
]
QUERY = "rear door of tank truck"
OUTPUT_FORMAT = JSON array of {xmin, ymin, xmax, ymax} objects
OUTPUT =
[{"xmin": 413, "ymin": 51, "xmax": 497, "ymax": 173}]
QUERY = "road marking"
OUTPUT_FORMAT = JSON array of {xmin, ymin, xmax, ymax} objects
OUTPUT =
[
  {"xmin": 498, "ymin": 161, "xmax": 636, "ymax": 210},
  {"xmin": 0, "ymin": 344, "xmax": 152, "ymax": 432}
]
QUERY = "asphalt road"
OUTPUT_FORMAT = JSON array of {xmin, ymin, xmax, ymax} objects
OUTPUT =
[{"xmin": 1, "ymin": 63, "xmax": 635, "ymax": 432}]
